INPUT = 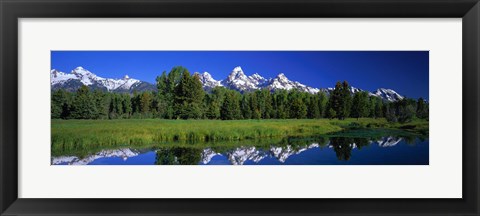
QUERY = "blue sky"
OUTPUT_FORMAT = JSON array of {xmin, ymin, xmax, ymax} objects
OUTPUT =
[{"xmin": 51, "ymin": 51, "xmax": 429, "ymax": 99}]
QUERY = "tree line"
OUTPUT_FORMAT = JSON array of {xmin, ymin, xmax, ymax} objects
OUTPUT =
[{"xmin": 51, "ymin": 66, "xmax": 429, "ymax": 123}]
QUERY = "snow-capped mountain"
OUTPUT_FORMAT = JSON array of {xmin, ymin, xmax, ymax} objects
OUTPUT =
[
  {"xmin": 50, "ymin": 67, "xmax": 156, "ymax": 93},
  {"xmin": 221, "ymin": 66, "xmax": 263, "ymax": 92},
  {"xmin": 200, "ymin": 143, "xmax": 322, "ymax": 165},
  {"xmin": 323, "ymin": 86, "xmax": 403, "ymax": 102},
  {"xmin": 197, "ymin": 66, "xmax": 320, "ymax": 94},
  {"xmin": 51, "ymin": 148, "xmax": 140, "ymax": 165},
  {"xmin": 195, "ymin": 72, "xmax": 222, "ymax": 92},
  {"xmin": 377, "ymin": 136, "xmax": 403, "ymax": 147},
  {"xmin": 373, "ymin": 88, "xmax": 404, "ymax": 102},
  {"xmin": 265, "ymin": 73, "xmax": 320, "ymax": 94},
  {"xmin": 196, "ymin": 66, "xmax": 404, "ymax": 101},
  {"xmin": 226, "ymin": 146, "xmax": 268, "ymax": 165},
  {"xmin": 52, "ymin": 66, "xmax": 405, "ymax": 101}
]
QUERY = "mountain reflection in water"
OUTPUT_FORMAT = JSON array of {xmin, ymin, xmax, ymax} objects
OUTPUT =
[{"xmin": 51, "ymin": 136, "xmax": 428, "ymax": 165}]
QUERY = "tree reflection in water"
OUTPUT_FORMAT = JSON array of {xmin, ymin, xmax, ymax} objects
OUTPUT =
[
  {"xmin": 152, "ymin": 135, "xmax": 419, "ymax": 165},
  {"xmin": 155, "ymin": 147, "xmax": 202, "ymax": 165},
  {"xmin": 329, "ymin": 137, "xmax": 370, "ymax": 161},
  {"xmin": 329, "ymin": 137, "xmax": 354, "ymax": 161}
]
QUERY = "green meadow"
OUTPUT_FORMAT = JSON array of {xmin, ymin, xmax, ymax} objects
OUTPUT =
[{"xmin": 51, "ymin": 118, "xmax": 428, "ymax": 157}]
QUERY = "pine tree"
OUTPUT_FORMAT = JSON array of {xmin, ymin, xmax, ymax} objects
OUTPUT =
[
  {"xmin": 368, "ymin": 96, "xmax": 376, "ymax": 118},
  {"xmin": 307, "ymin": 94, "xmax": 320, "ymax": 119},
  {"xmin": 71, "ymin": 85, "xmax": 97, "ymax": 119},
  {"xmin": 156, "ymin": 67, "xmax": 184, "ymax": 119},
  {"xmin": 221, "ymin": 90, "xmax": 241, "ymax": 120},
  {"xmin": 190, "ymin": 73, "xmax": 206, "ymax": 118},
  {"xmin": 273, "ymin": 90, "xmax": 288, "ymax": 119},
  {"xmin": 396, "ymin": 98, "xmax": 416, "ymax": 123},
  {"xmin": 250, "ymin": 92, "xmax": 261, "ymax": 119},
  {"xmin": 416, "ymin": 98, "xmax": 428, "ymax": 120},
  {"xmin": 288, "ymin": 90, "xmax": 307, "ymax": 119},
  {"xmin": 373, "ymin": 97, "xmax": 383, "ymax": 118},
  {"xmin": 115, "ymin": 94, "xmax": 124, "ymax": 117},
  {"xmin": 140, "ymin": 92, "xmax": 152, "ymax": 114},
  {"xmin": 253, "ymin": 90, "xmax": 266, "ymax": 119},
  {"xmin": 338, "ymin": 81, "xmax": 352, "ymax": 119},
  {"xmin": 93, "ymin": 90, "xmax": 109, "ymax": 119},
  {"xmin": 327, "ymin": 82, "xmax": 342, "ymax": 119},
  {"xmin": 60, "ymin": 91, "xmax": 74, "ymax": 119},
  {"xmin": 351, "ymin": 91, "xmax": 369, "ymax": 119},
  {"xmin": 205, "ymin": 87, "xmax": 226, "ymax": 119},
  {"xmin": 241, "ymin": 94, "xmax": 252, "ymax": 119},
  {"xmin": 51, "ymin": 89, "xmax": 70, "ymax": 119},
  {"xmin": 174, "ymin": 71, "xmax": 205, "ymax": 119},
  {"xmin": 122, "ymin": 94, "xmax": 132, "ymax": 118},
  {"xmin": 174, "ymin": 71, "xmax": 191, "ymax": 119},
  {"xmin": 205, "ymin": 94, "xmax": 219, "ymax": 119},
  {"xmin": 327, "ymin": 107, "xmax": 336, "ymax": 119},
  {"xmin": 317, "ymin": 91, "xmax": 328, "ymax": 118},
  {"xmin": 261, "ymin": 89, "xmax": 274, "ymax": 119}
]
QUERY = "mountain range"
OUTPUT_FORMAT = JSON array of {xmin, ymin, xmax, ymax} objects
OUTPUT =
[
  {"xmin": 195, "ymin": 66, "xmax": 404, "ymax": 102},
  {"xmin": 51, "ymin": 136, "xmax": 403, "ymax": 165},
  {"xmin": 50, "ymin": 66, "xmax": 404, "ymax": 102},
  {"xmin": 201, "ymin": 136, "xmax": 403, "ymax": 165},
  {"xmin": 50, "ymin": 67, "xmax": 156, "ymax": 93}
]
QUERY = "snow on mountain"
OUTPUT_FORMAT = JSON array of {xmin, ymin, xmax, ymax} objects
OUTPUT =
[
  {"xmin": 325, "ymin": 86, "xmax": 371, "ymax": 95},
  {"xmin": 195, "ymin": 72, "xmax": 223, "ymax": 91},
  {"xmin": 377, "ymin": 136, "xmax": 403, "ymax": 147},
  {"xmin": 349, "ymin": 86, "xmax": 361, "ymax": 94},
  {"xmin": 70, "ymin": 66, "xmax": 98, "ymax": 86},
  {"xmin": 198, "ymin": 66, "xmax": 320, "ymax": 94},
  {"xmin": 226, "ymin": 146, "xmax": 268, "ymax": 165},
  {"xmin": 221, "ymin": 66, "xmax": 261, "ymax": 92},
  {"xmin": 53, "ymin": 66, "xmax": 405, "ymax": 101},
  {"xmin": 373, "ymin": 88, "xmax": 404, "ymax": 102},
  {"xmin": 201, "ymin": 148, "xmax": 221, "ymax": 164},
  {"xmin": 265, "ymin": 73, "xmax": 320, "ymax": 94},
  {"xmin": 50, "ymin": 69, "xmax": 77, "ymax": 85},
  {"xmin": 196, "ymin": 66, "xmax": 404, "ymax": 101},
  {"xmin": 53, "ymin": 136, "xmax": 403, "ymax": 165},
  {"xmin": 249, "ymin": 73, "xmax": 267, "ymax": 85},
  {"xmin": 200, "ymin": 144, "xmax": 323, "ymax": 165},
  {"xmin": 51, "ymin": 148, "xmax": 140, "ymax": 165},
  {"xmin": 323, "ymin": 86, "xmax": 403, "ymax": 102},
  {"xmin": 51, "ymin": 66, "xmax": 155, "ymax": 93}
]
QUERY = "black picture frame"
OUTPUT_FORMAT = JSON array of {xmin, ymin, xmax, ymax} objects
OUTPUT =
[{"xmin": 1, "ymin": 0, "xmax": 479, "ymax": 215}]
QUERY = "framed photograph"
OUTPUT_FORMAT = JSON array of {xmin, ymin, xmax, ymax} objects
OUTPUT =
[{"xmin": 1, "ymin": 0, "xmax": 479, "ymax": 215}]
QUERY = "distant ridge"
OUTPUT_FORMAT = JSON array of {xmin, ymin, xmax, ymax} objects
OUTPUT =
[
  {"xmin": 50, "ymin": 66, "xmax": 404, "ymax": 101},
  {"xmin": 195, "ymin": 66, "xmax": 404, "ymax": 102},
  {"xmin": 50, "ymin": 67, "xmax": 156, "ymax": 93}
]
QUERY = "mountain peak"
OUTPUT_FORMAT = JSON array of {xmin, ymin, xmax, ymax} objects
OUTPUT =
[
  {"xmin": 232, "ymin": 66, "xmax": 243, "ymax": 73},
  {"xmin": 202, "ymin": 71, "xmax": 213, "ymax": 79},
  {"xmin": 51, "ymin": 67, "xmax": 155, "ymax": 93},
  {"xmin": 72, "ymin": 66, "xmax": 92, "ymax": 75},
  {"xmin": 73, "ymin": 66, "xmax": 87, "ymax": 72},
  {"xmin": 226, "ymin": 66, "xmax": 248, "ymax": 82},
  {"xmin": 276, "ymin": 73, "xmax": 288, "ymax": 80},
  {"xmin": 197, "ymin": 71, "xmax": 222, "ymax": 91},
  {"xmin": 376, "ymin": 88, "xmax": 398, "ymax": 94},
  {"xmin": 250, "ymin": 73, "xmax": 263, "ymax": 78},
  {"xmin": 373, "ymin": 88, "xmax": 404, "ymax": 102},
  {"xmin": 249, "ymin": 73, "xmax": 266, "ymax": 85},
  {"xmin": 51, "ymin": 69, "xmax": 59, "ymax": 75},
  {"xmin": 222, "ymin": 66, "xmax": 259, "ymax": 92}
]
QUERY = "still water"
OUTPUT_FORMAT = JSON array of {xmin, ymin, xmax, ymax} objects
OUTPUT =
[{"xmin": 52, "ymin": 136, "xmax": 429, "ymax": 165}]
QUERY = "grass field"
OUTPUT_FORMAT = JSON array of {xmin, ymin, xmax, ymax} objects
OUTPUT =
[{"xmin": 51, "ymin": 118, "xmax": 428, "ymax": 157}]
